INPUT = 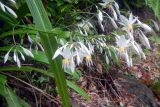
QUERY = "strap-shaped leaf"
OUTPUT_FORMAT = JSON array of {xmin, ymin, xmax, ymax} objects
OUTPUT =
[{"xmin": 25, "ymin": 0, "xmax": 70, "ymax": 106}]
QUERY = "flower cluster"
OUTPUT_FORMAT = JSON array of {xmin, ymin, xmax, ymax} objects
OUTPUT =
[
  {"xmin": 3, "ymin": 0, "xmax": 155, "ymax": 72},
  {"xmin": 27, "ymin": 33, "xmax": 44, "ymax": 52},
  {"xmin": 52, "ymin": 41, "xmax": 94, "ymax": 72},
  {"xmin": 52, "ymin": 0, "xmax": 154, "ymax": 71},
  {"xmin": 4, "ymin": 45, "xmax": 34, "ymax": 67}
]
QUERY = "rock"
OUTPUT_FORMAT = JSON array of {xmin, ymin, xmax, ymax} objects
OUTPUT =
[{"xmin": 112, "ymin": 73, "xmax": 158, "ymax": 107}]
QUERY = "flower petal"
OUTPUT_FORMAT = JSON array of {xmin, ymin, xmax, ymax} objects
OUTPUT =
[
  {"xmin": 16, "ymin": 56, "xmax": 21, "ymax": 68},
  {"xmin": 13, "ymin": 50, "xmax": 17, "ymax": 62},
  {"xmin": 5, "ymin": 6, "xmax": 17, "ymax": 18},
  {"xmin": 4, "ymin": 48, "xmax": 12, "ymax": 63},
  {"xmin": 19, "ymin": 51, "xmax": 25, "ymax": 61},
  {"xmin": 52, "ymin": 48, "xmax": 61, "ymax": 59},
  {"xmin": 21, "ymin": 46, "xmax": 34, "ymax": 58},
  {"xmin": 139, "ymin": 30, "xmax": 151, "ymax": 49}
]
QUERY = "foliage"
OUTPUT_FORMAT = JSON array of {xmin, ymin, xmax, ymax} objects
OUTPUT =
[
  {"xmin": 0, "ymin": 0, "xmax": 156, "ymax": 106},
  {"xmin": 145, "ymin": 0, "xmax": 160, "ymax": 20},
  {"xmin": 0, "ymin": 74, "xmax": 30, "ymax": 107}
]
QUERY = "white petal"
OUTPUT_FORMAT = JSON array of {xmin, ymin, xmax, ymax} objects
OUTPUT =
[
  {"xmin": 21, "ymin": 46, "xmax": 34, "ymax": 58},
  {"xmin": 111, "ymin": 7, "xmax": 117, "ymax": 20},
  {"xmin": 5, "ymin": 6, "xmax": 17, "ymax": 18},
  {"xmin": 9, "ymin": 0, "xmax": 16, "ymax": 4},
  {"xmin": 78, "ymin": 42, "xmax": 90, "ymax": 55},
  {"xmin": 98, "ymin": 10, "xmax": 103, "ymax": 22},
  {"xmin": 98, "ymin": 21, "xmax": 104, "ymax": 32},
  {"xmin": 0, "ymin": 2, "xmax": 5, "ymax": 12},
  {"xmin": 59, "ymin": 39, "xmax": 65, "ymax": 45},
  {"xmin": 70, "ymin": 58, "xmax": 75, "ymax": 73},
  {"xmin": 16, "ymin": 56, "xmax": 21, "ymax": 68},
  {"xmin": 134, "ymin": 42, "xmax": 146, "ymax": 59},
  {"xmin": 124, "ymin": 52, "xmax": 130, "ymax": 66},
  {"xmin": 27, "ymin": 35, "xmax": 33, "ymax": 43},
  {"xmin": 4, "ymin": 48, "xmax": 12, "ymax": 63},
  {"xmin": 131, "ymin": 41, "xmax": 140, "ymax": 55},
  {"xmin": 52, "ymin": 48, "xmax": 61, "ymax": 59},
  {"xmin": 19, "ymin": 51, "xmax": 25, "ymax": 61},
  {"xmin": 137, "ymin": 20, "xmax": 152, "ymax": 32},
  {"xmin": 114, "ymin": 1, "xmax": 119, "ymax": 9},
  {"xmin": 129, "ymin": 13, "xmax": 133, "ymax": 21},
  {"xmin": 37, "ymin": 42, "xmax": 44, "ymax": 51},
  {"xmin": 105, "ymin": 54, "xmax": 109, "ymax": 64},
  {"xmin": 120, "ymin": 15, "xmax": 129, "ymax": 25},
  {"xmin": 13, "ymin": 50, "xmax": 17, "ymax": 62},
  {"xmin": 139, "ymin": 30, "xmax": 151, "ymax": 49},
  {"xmin": 109, "ymin": 16, "xmax": 118, "ymax": 29}
]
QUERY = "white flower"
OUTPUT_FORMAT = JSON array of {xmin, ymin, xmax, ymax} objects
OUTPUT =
[
  {"xmin": 76, "ymin": 42, "xmax": 93, "ymax": 66},
  {"xmin": 27, "ymin": 34, "xmax": 44, "ymax": 52},
  {"xmin": 13, "ymin": 50, "xmax": 21, "ymax": 67},
  {"xmin": 119, "ymin": 13, "xmax": 137, "ymax": 33},
  {"xmin": 115, "ymin": 35, "xmax": 130, "ymax": 53},
  {"xmin": 99, "ymin": 0, "xmax": 120, "ymax": 20},
  {"xmin": 105, "ymin": 52, "xmax": 109, "ymax": 64},
  {"xmin": 123, "ymin": 51, "xmax": 132, "ymax": 67},
  {"xmin": 53, "ymin": 44, "xmax": 76, "ymax": 72},
  {"xmin": 130, "ymin": 41, "xmax": 140, "ymax": 55},
  {"xmin": 115, "ymin": 35, "xmax": 134, "ymax": 66},
  {"xmin": 4, "ymin": 46, "xmax": 34, "ymax": 68},
  {"xmin": 77, "ymin": 20, "xmax": 93, "ymax": 36},
  {"xmin": 97, "ymin": 10, "xmax": 104, "ymax": 32},
  {"xmin": 137, "ymin": 19, "xmax": 152, "ymax": 32},
  {"xmin": 61, "ymin": 48, "xmax": 76, "ymax": 72},
  {"xmin": 134, "ymin": 42, "xmax": 146, "ymax": 59},
  {"xmin": 20, "ymin": 46, "xmax": 34, "ymax": 58},
  {"xmin": 138, "ymin": 30, "xmax": 151, "ymax": 49},
  {"xmin": 4, "ymin": 47, "xmax": 13, "ymax": 63}
]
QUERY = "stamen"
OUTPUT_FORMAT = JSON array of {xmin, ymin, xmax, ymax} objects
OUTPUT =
[
  {"xmin": 85, "ymin": 55, "xmax": 92, "ymax": 61},
  {"xmin": 108, "ymin": 4, "xmax": 112, "ymax": 9},
  {"xmin": 119, "ymin": 47, "xmax": 126, "ymax": 52},
  {"xmin": 62, "ymin": 58, "xmax": 70, "ymax": 64},
  {"xmin": 128, "ymin": 24, "xmax": 133, "ymax": 31}
]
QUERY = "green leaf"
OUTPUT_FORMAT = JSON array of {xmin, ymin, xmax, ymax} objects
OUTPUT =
[
  {"xmin": 66, "ymin": 80, "xmax": 90, "ymax": 100},
  {"xmin": 0, "ymin": 28, "xmax": 37, "ymax": 38},
  {"xmin": 32, "ymin": 50, "xmax": 49, "ymax": 64},
  {"xmin": 0, "ymin": 74, "xmax": 29, "ymax": 107},
  {"xmin": 149, "ymin": 35, "xmax": 160, "ymax": 44},
  {"xmin": 51, "ymin": 27, "xmax": 70, "ymax": 38},
  {"xmin": 25, "ymin": 0, "xmax": 71, "ymax": 106},
  {"xmin": 145, "ymin": 0, "xmax": 160, "ymax": 20}
]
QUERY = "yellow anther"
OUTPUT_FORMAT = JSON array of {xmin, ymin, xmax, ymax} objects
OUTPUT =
[
  {"xmin": 85, "ymin": 55, "xmax": 92, "ymax": 61},
  {"xmin": 128, "ymin": 24, "xmax": 133, "ymax": 30},
  {"xmin": 62, "ymin": 58, "xmax": 70, "ymax": 64},
  {"xmin": 108, "ymin": 4, "xmax": 112, "ymax": 9},
  {"xmin": 119, "ymin": 47, "xmax": 126, "ymax": 52}
]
